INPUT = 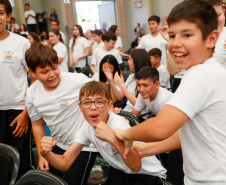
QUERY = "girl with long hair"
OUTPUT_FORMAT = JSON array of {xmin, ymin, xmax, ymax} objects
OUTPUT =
[
  {"xmin": 49, "ymin": 29, "xmax": 68, "ymax": 72},
  {"xmin": 69, "ymin": 25, "xmax": 90, "ymax": 72}
]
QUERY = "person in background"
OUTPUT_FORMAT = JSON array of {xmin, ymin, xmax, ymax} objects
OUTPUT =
[
  {"xmin": 109, "ymin": 25, "xmax": 122, "ymax": 52},
  {"xmin": 46, "ymin": 8, "xmax": 58, "ymax": 21},
  {"xmin": 24, "ymin": 3, "xmax": 37, "ymax": 33},
  {"xmin": 134, "ymin": 23, "xmax": 144, "ymax": 42}
]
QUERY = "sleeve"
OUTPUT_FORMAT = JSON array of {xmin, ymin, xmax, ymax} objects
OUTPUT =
[
  {"xmin": 115, "ymin": 50, "xmax": 122, "ymax": 64},
  {"xmin": 91, "ymin": 49, "xmax": 97, "ymax": 66},
  {"xmin": 24, "ymin": 12, "xmax": 27, "ymax": 18},
  {"xmin": 117, "ymin": 36, "xmax": 122, "ymax": 47},
  {"xmin": 134, "ymin": 94, "xmax": 146, "ymax": 112},
  {"xmin": 137, "ymin": 37, "xmax": 144, "ymax": 48},
  {"xmin": 159, "ymin": 70, "xmax": 170, "ymax": 87},
  {"xmin": 23, "ymin": 40, "xmax": 31, "ymax": 71},
  {"xmin": 83, "ymin": 38, "xmax": 90, "ymax": 49},
  {"xmin": 68, "ymin": 38, "xmax": 73, "ymax": 48},
  {"xmin": 26, "ymin": 87, "xmax": 42, "ymax": 121},
  {"xmin": 74, "ymin": 124, "xmax": 91, "ymax": 146},
  {"xmin": 55, "ymin": 14, "xmax": 58, "ymax": 20},
  {"xmin": 167, "ymin": 68, "xmax": 215, "ymax": 119},
  {"xmin": 56, "ymin": 44, "xmax": 66, "ymax": 58}
]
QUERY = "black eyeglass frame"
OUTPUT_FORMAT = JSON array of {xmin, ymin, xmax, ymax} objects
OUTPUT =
[{"xmin": 80, "ymin": 99, "xmax": 110, "ymax": 109}]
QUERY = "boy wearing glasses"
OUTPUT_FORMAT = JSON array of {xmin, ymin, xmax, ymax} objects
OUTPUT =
[
  {"xmin": 25, "ymin": 43, "xmax": 97, "ymax": 185},
  {"xmin": 40, "ymin": 81, "xmax": 166, "ymax": 185}
]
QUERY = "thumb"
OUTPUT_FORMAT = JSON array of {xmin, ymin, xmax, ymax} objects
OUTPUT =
[{"xmin": 123, "ymin": 146, "xmax": 130, "ymax": 159}]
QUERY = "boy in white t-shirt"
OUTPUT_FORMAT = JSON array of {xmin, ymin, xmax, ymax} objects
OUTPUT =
[
  {"xmin": 148, "ymin": 48, "xmax": 171, "ymax": 89},
  {"xmin": 90, "ymin": 32, "xmax": 122, "ymax": 74},
  {"xmin": 40, "ymin": 81, "xmax": 166, "ymax": 185},
  {"xmin": 25, "ymin": 43, "xmax": 97, "ymax": 185},
  {"xmin": 0, "ymin": 0, "xmax": 33, "ymax": 180},
  {"xmin": 137, "ymin": 15, "xmax": 168, "ymax": 66},
  {"xmin": 115, "ymin": 1, "xmax": 226, "ymax": 184},
  {"xmin": 24, "ymin": 3, "xmax": 37, "ymax": 33}
]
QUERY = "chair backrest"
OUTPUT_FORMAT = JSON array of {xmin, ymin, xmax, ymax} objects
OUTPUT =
[
  {"xmin": 0, "ymin": 143, "xmax": 20, "ymax": 185},
  {"xmin": 113, "ymin": 97, "xmax": 127, "ymax": 109},
  {"xmin": 118, "ymin": 111, "xmax": 139, "ymax": 127},
  {"xmin": 121, "ymin": 70, "xmax": 133, "ymax": 82},
  {"xmin": 77, "ymin": 67, "xmax": 93, "ymax": 78},
  {"xmin": 15, "ymin": 169, "xmax": 68, "ymax": 185}
]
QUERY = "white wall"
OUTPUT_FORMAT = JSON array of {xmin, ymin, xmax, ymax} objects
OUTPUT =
[{"xmin": 152, "ymin": 0, "xmax": 183, "ymax": 24}]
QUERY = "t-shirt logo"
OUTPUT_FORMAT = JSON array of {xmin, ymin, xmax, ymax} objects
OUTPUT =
[
  {"xmin": 222, "ymin": 45, "xmax": 226, "ymax": 54},
  {"xmin": 4, "ymin": 53, "xmax": 12, "ymax": 62},
  {"xmin": 60, "ymin": 101, "xmax": 69, "ymax": 110}
]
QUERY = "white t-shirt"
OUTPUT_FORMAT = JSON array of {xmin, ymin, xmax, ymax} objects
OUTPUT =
[
  {"xmin": 91, "ymin": 48, "xmax": 122, "ymax": 72},
  {"xmin": 167, "ymin": 58, "xmax": 226, "ymax": 183},
  {"xmin": 59, "ymin": 31, "xmax": 66, "ymax": 45},
  {"xmin": 115, "ymin": 36, "xmax": 122, "ymax": 49},
  {"xmin": 134, "ymin": 87, "xmax": 173, "ymax": 115},
  {"xmin": 157, "ymin": 64, "xmax": 171, "ymax": 89},
  {"xmin": 24, "ymin": 10, "xmax": 36, "ymax": 24},
  {"xmin": 138, "ymin": 33, "xmax": 168, "ymax": 66},
  {"xmin": 214, "ymin": 27, "xmax": 226, "ymax": 70},
  {"xmin": 75, "ymin": 112, "xmax": 166, "ymax": 178},
  {"xmin": 26, "ymin": 72, "xmax": 96, "ymax": 152},
  {"xmin": 53, "ymin": 42, "xmax": 68, "ymax": 72},
  {"xmin": 69, "ymin": 37, "xmax": 89, "ymax": 68},
  {"xmin": 0, "ymin": 32, "xmax": 30, "ymax": 110}
]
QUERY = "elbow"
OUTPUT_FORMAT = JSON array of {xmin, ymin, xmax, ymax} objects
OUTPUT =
[
  {"xmin": 132, "ymin": 162, "xmax": 142, "ymax": 172},
  {"xmin": 61, "ymin": 164, "xmax": 70, "ymax": 172}
]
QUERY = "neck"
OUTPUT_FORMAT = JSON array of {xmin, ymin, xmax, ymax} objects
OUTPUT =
[
  {"xmin": 103, "ymin": 46, "xmax": 110, "ymax": 51},
  {"xmin": 155, "ymin": 63, "xmax": 160, "ymax": 69},
  {"xmin": 151, "ymin": 31, "xmax": 158, "ymax": 37},
  {"xmin": 149, "ymin": 89, "xmax": 159, "ymax": 101},
  {"xmin": 98, "ymin": 40, "xmax": 102, "ymax": 44},
  {"xmin": 0, "ymin": 30, "xmax": 10, "ymax": 41}
]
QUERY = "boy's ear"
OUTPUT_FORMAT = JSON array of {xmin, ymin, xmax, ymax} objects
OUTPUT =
[
  {"xmin": 155, "ymin": 81, "xmax": 161, "ymax": 88},
  {"xmin": 28, "ymin": 68, "xmax": 35, "ymax": 75},
  {"xmin": 78, "ymin": 102, "xmax": 83, "ymax": 113},
  {"xmin": 156, "ymin": 57, "xmax": 161, "ymax": 62},
  {"xmin": 107, "ymin": 100, "xmax": 113, "ymax": 112},
  {"xmin": 207, "ymin": 30, "xmax": 219, "ymax": 49}
]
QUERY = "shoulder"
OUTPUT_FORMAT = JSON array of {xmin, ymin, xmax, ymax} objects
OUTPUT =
[
  {"xmin": 107, "ymin": 112, "xmax": 130, "ymax": 130},
  {"xmin": 9, "ymin": 32, "xmax": 30, "ymax": 48}
]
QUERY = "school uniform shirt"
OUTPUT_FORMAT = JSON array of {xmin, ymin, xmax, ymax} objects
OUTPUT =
[
  {"xmin": 26, "ymin": 72, "xmax": 96, "ymax": 152},
  {"xmin": 167, "ymin": 58, "xmax": 226, "ymax": 183},
  {"xmin": 91, "ymin": 48, "xmax": 122, "ymax": 72},
  {"xmin": 214, "ymin": 27, "xmax": 226, "ymax": 70},
  {"xmin": 137, "ymin": 33, "xmax": 168, "ymax": 66},
  {"xmin": 157, "ymin": 64, "xmax": 171, "ymax": 89},
  {"xmin": 53, "ymin": 42, "xmax": 68, "ymax": 72},
  {"xmin": 69, "ymin": 37, "xmax": 89, "ymax": 68},
  {"xmin": 134, "ymin": 87, "xmax": 173, "ymax": 115},
  {"xmin": 0, "ymin": 32, "xmax": 30, "ymax": 110},
  {"xmin": 24, "ymin": 10, "xmax": 37, "ymax": 24},
  {"xmin": 75, "ymin": 112, "xmax": 166, "ymax": 178},
  {"xmin": 115, "ymin": 36, "xmax": 122, "ymax": 49}
]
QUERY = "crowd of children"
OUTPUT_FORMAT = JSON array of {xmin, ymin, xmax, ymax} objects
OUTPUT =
[{"xmin": 1, "ymin": 0, "xmax": 226, "ymax": 184}]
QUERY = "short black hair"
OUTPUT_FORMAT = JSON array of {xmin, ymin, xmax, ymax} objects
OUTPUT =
[
  {"xmin": 25, "ymin": 3, "xmax": 30, "ymax": 6},
  {"xmin": 102, "ymin": 32, "xmax": 117, "ymax": 42},
  {"xmin": 203, "ymin": 0, "xmax": 223, "ymax": 7},
  {"xmin": 131, "ymin": 41, "xmax": 138, "ymax": 48},
  {"xmin": 0, "ymin": 0, "xmax": 12, "ymax": 15},
  {"xmin": 136, "ymin": 66, "xmax": 159, "ymax": 83},
  {"xmin": 25, "ymin": 43, "xmax": 58, "ymax": 73},
  {"xmin": 148, "ymin": 48, "xmax": 162, "ymax": 59},
  {"xmin": 92, "ymin": 29, "xmax": 102, "ymax": 36},
  {"xmin": 148, "ymin": 15, "xmax": 160, "ymax": 23},
  {"xmin": 167, "ymin": 0, "xmax": 218, "ymax": 40}
]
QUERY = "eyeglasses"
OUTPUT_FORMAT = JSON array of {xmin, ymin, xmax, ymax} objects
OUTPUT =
[{"xmin": 80, "ymin": 99, "xmax": 110, "ymax": 109}]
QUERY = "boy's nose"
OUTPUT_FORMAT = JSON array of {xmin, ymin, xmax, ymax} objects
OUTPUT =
[
  {"xmin": 172, "ymin": 36, "xmax": 182, "ymax": 47},
  {"xmin": 90, "ymin": 102, "xmax": 97, "ymax": 109}
]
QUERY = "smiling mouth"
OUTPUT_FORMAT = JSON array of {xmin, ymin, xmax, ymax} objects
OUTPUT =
[
  {"xmin": 174, "ymin": 52, "xmax": 188, "ymax": 59},
  {"xmin": 48, "ymin": 78, "xmax": 56, "ymax": 83}
]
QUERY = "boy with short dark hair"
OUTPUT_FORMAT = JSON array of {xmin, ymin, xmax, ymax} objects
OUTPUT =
[
  {"xmin": 0, "ymin": 0, "xmax": 33, "ymax": 179},
  {"xmin": 138, "ymin": 15, "xmax": 167, "ymax": 66},
  {"xmin": 40, "ymin": 81, "xmax": 166, "ymax": 185},
  {"xmin": 25, "ymin": 43, "xmax": 97, "ymax": 185},
  {"xmin": 131, "ymin": 66, "xmax": 172, "ymax": 118},
  {"xmin": 90, "ymin": 31, "xmax": 122, "ymax": 75},
  {"xmin": 115, "ymin": 0, "xmax": 226, "ymax": 184},
  {"xmin": 148, "ymin": 48, "xmax": 170, "ymax": 88}
]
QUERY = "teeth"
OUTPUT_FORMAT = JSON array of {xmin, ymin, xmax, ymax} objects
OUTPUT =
[{"xmin": 174, "ymin": 53, "xmax": 184, "ymax": 57}]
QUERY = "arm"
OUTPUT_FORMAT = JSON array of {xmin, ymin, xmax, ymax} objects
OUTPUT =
[
  {"xmin": 90, "ymin": 64, "xmax": 97, "ymax": 74},
  {"xmin": 116, "ymin": 47, "xmax": 122, "ymax": 52},
  {"xmin": 41, "ymin": 137, "xmax": 84, "ymax": 172},
  {"xmin": 114, "ymin": 72, "xmax": 137, "ymax": 106},
  {"xmin": 32, "ymin": 118, "xmax": 50, "ymax": 171},
  {"xmin": 131, "ymin": 109, "xmax": 141, "ymax": 118},
  {"xmin": 132, "ymin": 132, "xmax": 181, "ymax": 158},
  {"xmin": 114, "ymin": 105, "xmax": 189, "ymax": 157},
  {"xmin": 58, "ymin": 57, "xmax": 64, "ymax": 64},
  {"xmin": 95, "ymin": 121, "xmax": 142, "ymax": 172},
  {"xmin": 72, "ymin": 48, "xmax": 90, "ymax": 66},
  {"xmin": 69, "ymin": 47, "xmax": 73, "ymax": 67},
  {"xmin": 10, "ymin": 107, "xmax": 29, "ymax": 137}
]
